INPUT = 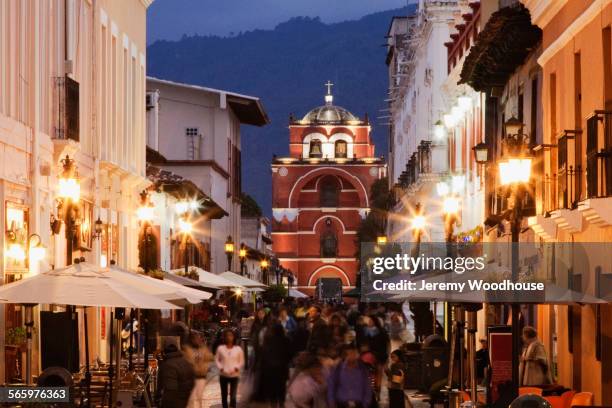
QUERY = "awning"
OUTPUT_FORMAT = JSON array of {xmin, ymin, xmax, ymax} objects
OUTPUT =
[
  {"xmin": 459, "ymin": 4, "xmax": 541, "ymax": 93},
  {"xmin": 146, "ymin": 164, "xmax": 228, "ymax": 219},
  {"xmin": 167, "ymin": 268, "xmax": 241, "ymax": 289},
  {"xmin": 219, "ymin": 271, "xmax": 267, "ymax": 288}
]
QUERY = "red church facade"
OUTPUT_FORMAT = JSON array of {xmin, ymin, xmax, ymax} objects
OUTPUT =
[{"xmin": 271, "ymin": 85, "xmax": 386, "ymax": 295}]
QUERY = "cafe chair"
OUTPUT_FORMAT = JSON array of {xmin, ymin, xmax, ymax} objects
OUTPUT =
[
  {"xmin": 571, "ymin": 392, "xmax": 594, "ymax": 407},
  {"xmin": 520, "ymin": 387, "xmax": 543, "ymax": 396},
  {"xmin": 545, "ymin": 391, "xmax": 575, "ymax": 408}
]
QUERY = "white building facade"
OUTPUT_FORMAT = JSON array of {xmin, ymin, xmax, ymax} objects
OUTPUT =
[
  {"xmin": 0, "ymin": 0, "xmax": 151, "ymax": 382},
  {"xmin": 145, "ymin": 77, "xmax": 269, "ymax": 275},
  {"xmin": 386, "ymin": 0, "xmax": 460, "ymax": 243}
]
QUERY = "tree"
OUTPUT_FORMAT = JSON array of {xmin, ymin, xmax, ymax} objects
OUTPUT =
[{"xmin": 240, "ymin": 193, "xmax": 263, "ymax": 217}]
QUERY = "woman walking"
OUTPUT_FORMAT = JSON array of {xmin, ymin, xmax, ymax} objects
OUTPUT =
[{"xmin": 215, "ymin": 330, "xmax": 245, "ymax": 408}]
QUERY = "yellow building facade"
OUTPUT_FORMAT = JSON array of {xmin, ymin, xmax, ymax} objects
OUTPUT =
[{"xmin": 524, "ymin": 0, "xmax": 612, "ymax": 403}]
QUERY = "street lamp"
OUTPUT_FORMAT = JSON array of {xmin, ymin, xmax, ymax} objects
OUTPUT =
[
  {"xmin": 472, "ymin": 142, "xmax": 489, "ymax": 164},
  {"xmin": 433, "ymin": 120, "xmax": 446, "ymax": 140},
  {"xmin": 260, "ymin": 258, "xmax": 269, "ymax": 284},
  {"xmin": 224, "ymin": 236, "xmax": 235, "ymax": 271},
  {"xmin": 239, "ymin": 243, "xmax": 247, "ymax": 276},
  {"xmin": 178, "ymin": 216, "xmax": 193, "ymax": 275},
  {"xmin": 498, "ymin": 117, "xmax": 532, "ymax": 399},
  {"xmin": 57, "ymin": 155, "xmax": 80, "ymax": 265},
  {"xmin": 137, "ymin": 190, "xmax": 155, "ymax": 274},
  {"xmin": 93, "ymin": 217, "xmax": 103, "ymax": 240}
]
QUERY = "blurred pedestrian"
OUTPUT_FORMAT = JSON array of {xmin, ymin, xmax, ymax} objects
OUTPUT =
[
  {"xmin": 280, "ymin": 306, "xmax": 298, "ymax": 336},
  {"xmin": 307, "ymin": 305, "xmax": 330, "ymax": 352},
  {"xmin": 184, "ymin": 332, "xmax": 213, "ymax": 408},
  {"xmin": 157, "ymin": 342, "xmax": 195, "ymax": 408},
  {"xmin": 215, "ymin": 330, "xmax": 245, "ymax": 408},
  {"xmin": 476, "ymin": 338, "xmax": 489, "ymax": 384},
  {"xmin": 252, "ymin": 322, "xmax": 292, "ymax": 406},
  {"xmin": 286, "ymin": 352, "xmax": 327, "ymax": 408},
  {"xmin": 360, "ymin": 316, "xmax": 389, "ymax": 400},
  {"xmin": 519, "ymin": 326, "xmax": 551, "ymax": 386},
  {"xmin": 250, "ymin": 308, "xmax": 268, "ymax": 365},
  {"xmin": 327, "ymin": 344, "xmax": 373, "ymax": 408},
  {"xmin": 385, "ymin": 350, "xmax": 405, "ymax": 408}
]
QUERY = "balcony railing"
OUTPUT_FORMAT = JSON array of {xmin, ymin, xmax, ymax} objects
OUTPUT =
[
  {"xmin": 586, "ymin": 111, "xmax": 612, "ymax": 198},
  {"xmin": 53, "ymin": 76, "xmax": 80, "ymax": 142}
]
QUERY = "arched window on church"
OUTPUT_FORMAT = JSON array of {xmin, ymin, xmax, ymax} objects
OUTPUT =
[
  {"xmin": 320, "ymin": 231, "xmax": 337, "ymax": 257},
  {"xmin": 334, "ymin": 140, "xmax": 347, "ymax": 158},
  {"xmin": 320, "ymin": 179, "xmax": 339, "ymax": 207},
  {"xmin": 309, "ymin": 139, "xmax": 322, "ymax": 158}
]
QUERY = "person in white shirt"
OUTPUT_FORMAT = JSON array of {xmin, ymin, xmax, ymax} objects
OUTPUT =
[{"xmin": 215, "ymin": 330, "xmax": 244, "ymax": 408}]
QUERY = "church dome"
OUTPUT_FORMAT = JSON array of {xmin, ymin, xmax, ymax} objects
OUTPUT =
[
  {"xmin": 295, "ymin": 81, "xmax": 364, "ymax": 125},
  {"xmin": 301, "ymin": 104, "xmax": 359, "ymax": 124}
]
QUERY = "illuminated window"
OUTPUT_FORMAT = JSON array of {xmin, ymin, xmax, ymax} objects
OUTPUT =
[{"xmin": 335, "ymin": 140, "xmax": 347, "ymax": 158}]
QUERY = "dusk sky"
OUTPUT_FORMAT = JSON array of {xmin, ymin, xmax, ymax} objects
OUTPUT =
[{"xmin": 147, "ymin": 0, "xmax": 410, "ymax": 43}]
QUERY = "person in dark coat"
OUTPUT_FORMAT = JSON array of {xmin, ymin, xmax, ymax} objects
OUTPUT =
[
  {"xmin": 157, "ymin": 343, "xmax": 196, "ymax": 408},
  {"xmin": 249, "ymin": 308, "xmax": 268, "ymax": 364},
  {"xmin": 307, "ymin": 306, "xmax": 331, "ymax": 352},
  {"xmin": 252, "ymin": 322, "xmax": 293, "ymax": 406}
]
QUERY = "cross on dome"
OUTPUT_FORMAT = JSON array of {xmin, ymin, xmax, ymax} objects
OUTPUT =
[{"xmin": 324, "ymin": 80, "xmax": 334, "ymax": 105}]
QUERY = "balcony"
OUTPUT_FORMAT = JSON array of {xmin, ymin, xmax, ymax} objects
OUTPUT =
[
  {"xmin": 395, "ymin": 140, "xmax": 437, "ymax": 197},
  {"xmin": 585, "ymin": 111, "xmax": 612, "ymax": 198},
  {"xmin": 577, "ymin": 111, "xmax": 612, "ymax": 227},
  {"xmin": 53, "ymin": 76, "xmax": 79, "ymax": 142}
]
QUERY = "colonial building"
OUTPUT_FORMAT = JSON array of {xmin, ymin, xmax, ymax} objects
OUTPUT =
[
  {"xmin": 522, "ymin": 0, "xmax": 612, "ymax": 403},
  {"xmin": 0, "ymin": 0, "xmax": 152, "ymax": 383},
  {"xmin": 145, "ymin": 77, "xmax": 269, "ymax": 275},
  {"xmin": 271, "ymin": 84, "xmax": 386, "ymax": 295},
  {"xmin": 385, "ymin": 0, "xmax": 459, "ymax": 243}
]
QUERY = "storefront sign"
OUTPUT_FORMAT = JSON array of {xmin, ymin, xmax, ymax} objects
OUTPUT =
[{"xmin": 488, "ymin": 326, "xmax": 512, "ymax": 404}]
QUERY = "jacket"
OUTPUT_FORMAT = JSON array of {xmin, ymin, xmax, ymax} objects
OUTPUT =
[
  {"xmin": 519, "ymin": 340, "xmax": 552, "ymax": 386},
  {"xmin": 157, "ymin": 350, "xmax": 196, "ymax": 408}
]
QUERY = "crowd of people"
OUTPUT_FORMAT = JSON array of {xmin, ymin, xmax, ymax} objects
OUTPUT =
[
  {"xmin": 156, "ymin": 300, "xmax": 411, "ymax": 408},
  {"xmin": 154, "ymin": 299, "xmax": 552, "ymax": 408}
]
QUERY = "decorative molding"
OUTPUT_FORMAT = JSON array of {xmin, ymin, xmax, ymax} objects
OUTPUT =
[
  {"xmin": 287, "ymin": 167, "xmax": 369, "ymax": 207},
  {"xmin": 537, "ymin": 0, "xmax": 611, "ymax": 66},
  {"xmin": 272, "ymin": 208, "xmax": 298, "ymax": 222},
  {"xmin": 527, "ymin": 215, "xmax": 557, "ymax": 241},
  {"xmin": 307, "ymin": 265, "xmax": 352, "ymax": 286},
  {"xmin": 523, "ymin": 0, "xmax": 568, "ymax": 29},
  {"xmin": 578, "ymin": 198, "xmax": 612, "ymax": 227},
  {"xmin": 550, "ymin": 208, "xmax": 583, "ymax": 233}
]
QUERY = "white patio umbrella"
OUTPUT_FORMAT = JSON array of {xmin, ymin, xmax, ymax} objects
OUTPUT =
[
  {"xmin": 169, "ymin": 267, "xmax": 240, "ymax": 289},
  {"xmin": 0, "ymin": 262, "xmax": 180, "ymax": 398},
  {"xmin": 0, "ymin": 263, "xmax": 182, "ymax": 309},
  {"xmin": 289, "ymin": 288, "xmax": 309, "ymax": 298},
  {"xmin": 108, "ymin": 267, "xmax": 211, "ymax": 305},
  {"xmin": 220, "ymin": 271, "xmax": 267, "ymax": 288}
]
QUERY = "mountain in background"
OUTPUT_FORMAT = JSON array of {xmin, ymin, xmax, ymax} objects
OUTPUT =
[{"xmin": 147, "ymin": 5, "xmax": 415, "ymax": 215}]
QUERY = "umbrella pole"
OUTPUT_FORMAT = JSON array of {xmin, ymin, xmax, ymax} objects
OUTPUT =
[
  {"xmin": 84, "ymin": 308, "xmax": 92, "ymax": 408},
  {"xmin": 108, "ymin": 309, "xmax": 114, "ymax": 408},
  {"xmin": 467, "ymin": 310, "xmax": 477, "ymax": 403},
  {"xmin": 25, "ymin": 304, "xmax": 34, "ymax": 385},
  {"xmin": 128, "ymin": 308, "xmax": 134, "ymax": 371}
]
